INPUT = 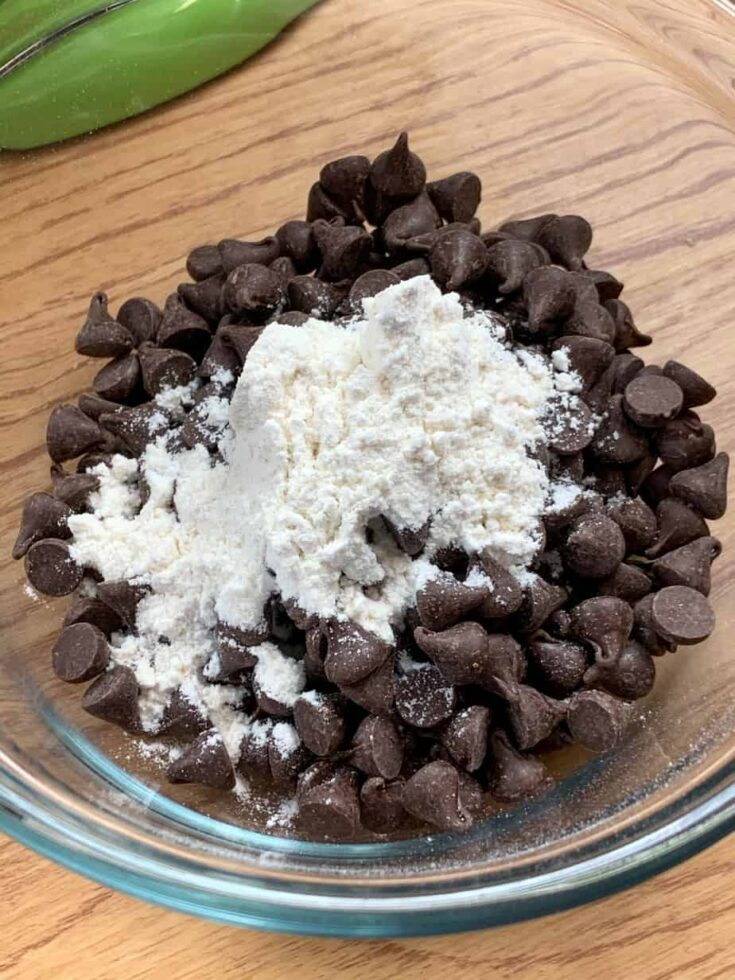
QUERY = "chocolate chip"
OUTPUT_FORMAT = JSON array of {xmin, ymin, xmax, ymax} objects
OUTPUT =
[
  {"xmin": 63, "ymin": 596, "xmax": 122, "ymax": 635},
  {"xmin": 186, "ymin": 244, "xmax": 223, "ymax": 282},
  {"xmin": 403, "ymin": 759, "xmax": 475, "ymax": 832},
  {"xmin": 592, "ymin": 394, "xmax": 650, "ymax": 465},
  {"xmin": 520, "ymin": 267, "xmax": 575, "ymax": 334},
  {"xmin": 639, "ymin": 464, "xmax": 673, "ymax": 508},
  {"xmin": 351, "ymin": 715, "xmax": 404, "ymax": 779},
  {"xmin": 96, "ymin": 580, "xmax": 149, "ymax": 629},
  {"xmin": 633, "ymin": 593, "xmax": 676, "ymax": 655},
  {"xmin": 475, "ymin": 551, "xmax": 523, "ymax": 617},
  {"xmin": 24, "ymin": 538, "xmax": 82, "ymax": 596},
  {"xmin": 370, "ymin": 132, "xmax": 426, "ymax": 201},
  {"xmin": 52, "ymin": 623, "xmax": 110, "ymax": 683},
  {"xmin": 662, "ymin": 360, "xmax": 715, "ymax": 409},
  {"xmin": 583, "ymin": 639, "xmax": 655, "ymax": 700},
  {"xmin": 117, "ymin": 297, "xmax": 162, "ymax": 346},
  {"xmin": 77, "ymin": 395, "xmax": 121, "ymax": 425},
  {"xmin": 513, "ymin": 577, "xmax": 568, "ymax": 633},
  {"xmin": 496, "ymin": 213, "xmax": 554, "ymax": 242},
  {"xmin": 645, "ymin": 497, "xmax": 709, "ymax": 559},
  {"xmin": 497, "ymin": 682, "xmax": 565, "ymax": 750},
  {"xmin": 287, "ymin": 275, "xmax": 343, "ymax": 318},
  {"xmin": 167, "ymin": 730, "xmax": 235, "ymax": 790},
  {"xmin": 651, "ymin": 536, "xmax": 721, "ymax": 595},
  {"xmin": 561, "ymin": 513, "xmax": 624, "ymax": 579},
  {"xmin": 651, "ymin": 585, "xmax": 715, "ymax": 645},
  {"xmin": 75, "ymin": 293, "xmax": 134, "ymax": 358},
  {"xmin": 607, "ymin": 498, "xmax": 657, "ymax": 554},
  {"xmin": 360, "ymin": 777, "xmax": 407, "ymax": 833},
  {"xmin": 274, "ymin": 220, "xmax": 317, "ymax": 274},
  {"xmin": 395, "ymin": 664, "xmax": 456, "ymax": 729},
  {"xmin": 384, "ymin": 516, "xmax": 430, "ymax": 557},
  {"xmin": 563, "ymin": 299, "xmax": 616, "ymax": 346},
  {"xmin": 413, "ymin": 622, "xmax": 486, "ymax": 685},
  {"xmin": 485, "ymin": 239, "xmax": 545, "ymax": 295},
  {"xmin": 551, "ymin": 339, "xmax": 614, "ymax": 395},
  {"xmin": 270, "ymin": 310, "xmax": 310, "ymax": 327},
  {"xmin": 298, "ymin": 767, "xmax": 361, "ymax": 839},
  {"xmin": 429, "ymin": 229, "xmax": 488, "ymax": 291},
  {"xmin": 178, "ymin": 275, "xmax": 226, "ymax": 325},
  {"xmin": 50, "ymin": 469, "xmax": 99, "ymax": 512},
  {"xmin": 222, "ymin": 263, "xmax": 284, "ymax": 320},
  {"xmin": 570, "ymin": 596, "xmax": 633, "ymax": 662},
  {"xmin": 218, "ymin": 236, "xmax": 280, "ymax": 274},
  {"xmin": 609, "ymin": 353, "xmax": 645, "ymax": 396},
  {"xmin": 82, "ymin": 665, "xmax": 140, "ymax": 731},
  {"xmin": 416, "ymin": 575, "xmax": 488, "ymax": 630},
  {"xmin": 138, "ymin": 345, "xmax": 196, "ymax": 396},
  {"xmin": 626, "ymin": 454, "xmax": 657, "ymax": 498},
  {"xmin": 159, "ymin": 688, "xmax": 210, "ymax": 737},
  {"xmin": 293, "ymin": 692, "xmax": 345, "ymax": 756},
  {"xmin": 567, "ymin": 690, "xmax": 631, "ymax": 752},
  {"xmin": 99, "ymin": 404, "xmax": 171, "ymax": 456},
  {"xmin": 528, "ymin": 637, "xmax": 588, "ymax": 695},
  {"xmin": 320, "ymin": 155, "xmax": 371, "ymax": 209},
  {"xmin": 268, "ymin": 722, "xmax": 309, "ymax": 789},
  {"xmin": 347, "ymin": 269, "xmax": 400, "ymax": 311},
  {"xmin": 381, "ymin": 192, "xmax": 442, "ymax": 253},
  {"xmin": 13, "ymin": 492, "xmax": 71, "ymax": 559},
  {"xmin": 392, "ymin": 256, "xmax": 431, "ymax": 280},
  {"xmin": 598, "ymin": 563, "xmax": 652, "ymax": 603},
  {"xmin": 237, "ymin": 722, "xmax": 273, "ymax": 780},
  {"xmin": 311, "ymin": 221, "xmax": 371, "ymax": 280},
  {"xmin": 604, "ymin": 298, "xmax": 651, "ymax": 351},
  {"xmin": 155, "ymin": 294, "xmax": 211, "ymax": 360},
  {"xmin": 441, "ymin": 705, "xmax": 489, "ymax": 771},
  {"xmin": 214, "ymin": 618, "xmax": 263, "ymax": 654},
  {"xmin": 669, "ymin": 453, "xmax": 728, "ymax": 520},
  {"xmin": 76, "ymin": 452, "xmax": 113, "ymax": 473},
  {"xmin": 583, "ymin": 269, "xmax": 623, "ymax": 303},
  {"xmin": 656, "ymin": 411, "xmax": 715, "ymax": 474},
  {"xmin": 47, "ymin": 405, "xmax": 104, "ymax": 463},
  {"xmin": 217, "ymin": 322, "xmax": 264, "ymax": 364},
  {"xmin": 339, "ymin": 654, "xmax": 395, "ymax": 715},
  {"xmin": 486, "ymin": 729, "xmax": 553, "ymax": 803},
  {"xmin": 546, "ymin": 395, "xmax": 595, "ymax": 454},
  {"xmin": 93, "ymin": 351, "xmax": 141, "ymax": 402},
  {"xmin": 536, "ymin": 215, "xmax": 592, "ymax": 270},
  {"xmin": 324, "ymin": 621, "xmax": 392, "ymax": 686},
  {"xmin": 623, "ymin": 374, "xmax": 683, "ymax": 429}
]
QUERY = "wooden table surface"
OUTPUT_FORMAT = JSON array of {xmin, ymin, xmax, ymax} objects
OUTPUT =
[{"xmin": 3, "ymin": 0, "xmax": 735, "ymax": 976}]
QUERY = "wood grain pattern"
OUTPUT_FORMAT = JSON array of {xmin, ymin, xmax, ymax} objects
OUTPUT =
[{"xmin": 2, "ymin": 0, "xmax": 735, "ymax": 975}]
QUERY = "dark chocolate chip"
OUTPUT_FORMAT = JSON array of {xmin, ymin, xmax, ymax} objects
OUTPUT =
[
  {"xmin": 312, "ymin": 221, "xmax": 372, "ymax": 280},
  {"xmin": 320, "ymin": 155, "xmax": 371, "ymax": 208},
  {"xmin": 610, "ymin": 352, "xmax": 645, "ymax": 395},
  {"xmin": 669, "ymin": 453, "xmax": 728, "ymax": 520},
  {"xmin": 307, "ymin": 182, "xmax": 356, "ymax": 223},
  {"xmin": 298, "ymin": 767, "xmax": 361, "ymax": 839},
  {"xmin": 215, "ymin": 617, "xmax": 265, "ymax": 651},
  {"xmin": 13, "ymin": 492, "xmax": 71, "ymax": 559},
  {"xmin": 551, "ymin": 337, "xmax": 614, "ymax": 393},
  {"xmin": 487, "ymin": 729, "xmax": 553, "ymax": 803},
  {"xmin": 186, "ymin": 244, "xmax": 223, "ymax": 282},
  {"xmin": 427, "ymin": 172, "xmax": 481, "ymax": 223},
  {"xmin": 75, "ymin": 293, "xmax": 134, "ymax": 358},
  {"xmin": 475, "ymin": 551, "xmax": 523, "ymax": 618},
  {"xmin": 486, "ymin": 239, "xmax": 545, "ymax": 295},
  {"xmin": 351, "ymin": 715, "xmax": 404, "ymax": 779},
  {"xmin": 237, "ymin": 722, "xmax": 273, "ymax": 781},
  {"xmin": 651, "ymin": 536, "xmax": 721, "ymax": 595},
  {"xmin": 275, "ymin": 221, "xmax": 318, "ymax": 274},
  {"xmin": 294, "ymin": 692, "xmax": 345, "ymax": 756},
  {"xmin": 268, "ymin": 723, "xmax": 309, "ymax": 789},
  {"xmin": 270, "ymin": 310, "xmax": 310, "ymax": 327},
  {"xmin": 441, "ymin": 705, "xmax": 489, "ymax": 771},
  {"xmin": 156, "ymin": 294, "xmax": 211, "ymax": 359},
  {"xmin": 583, "ymin": 639, "xmax": 655, "ymax": 700},
  {"xmin": 287, "ymin": 275, "xmax": 343, "ymax": 318},
  {"xmin": 626, "ymin": 454, "xmax": 657, "ymax": 498},
  {"xmin": 347, "ymin": 269, "xmax": 400, "ymax": 311},
  {"xmin": 47, "ymin": 405, "xmax": 104, "ymax": 463},
  {"xmin": 651, "ymin": 585, "xmax": 715, "ymax": 645},
  {"xmin": 82, "ymin": 665, "xmax": 140, "ymax": 731},
  {"xmin": 416, "ymin": 575, "xmax": 488, "ymax": 631},
  {"xmin": 117, "ymin": 297, "xmax": 163, "ymax": 346},
  {"xmin": 93, "ymin": 351, "xmax": 141, "ymax": 402},
  {"xmin": 536, "ymin": 215, "xmax": 592, "ymax": 270},
  {"xmin": 583, "ymin": 269, "xmax": 623, "ymax": 303},
  {"xmin": 607, "ymin": 497, "xmax": 657, "ymax": 554},
  {"xmin": 430, "ymin": 229, "xmax": 488, "ymax": 291},
  {"xmin": 76, "ymin": 452, "xmax": 113, "ymax": 473},
  {"xmin": 497, "ymin": 682, "xmax": 566, "ymax": 750},
  {"xmin": 383, "ymin": 515, "xmax": 431, "ymax": 557},
  {"xmin": 50, "ymin": 468, "xmax": 99, "ymax": 512},
  {"xmin": 562, "ymin": 299, "xmax": 617, "ymax": 346},
  {"xmin": 604, "ymin": 298, "xmax": 651, "ymax": 351},
  {"xmin": 497, "ymin": 213, "xmax": 556, "ymax": 241},
  {"xmin": 178, "ymin": 275, "xmax": 226, "ymax": 325},
  {"xmin": 24, "ymin": 538, "xmax": 83, "ymax": 596},
  {"xmin": 159, "ymin": 688, "xmax": 210, "ymax": 737},
  {"xmin": 78, "ymin": 392, "xmax": 124, "ymax": 423},
  {"xmin": 415, "ymin": 623, "xmax": 523, "ymax": 691},
  {"xmin": 567, "ymin": 689, "xmax": 631, "ymax": 752},
  {"xmin": 63, "ymin": 596, "xmax": 123, "ymax": 635},
  {"xmin": 304, "ymin": 625, "xmax": 328, "ymax": 679},
  {"xmin": 52, "ymin": 623, "xmax": 110, "ymax": 683},
  {"xmin": 623, "ymin": 374, "xmax": 683, "ymax": 428},
  {"xmin": 656, "ymin": 411, "xmax": 715, "ymax": 474},
  {"xmin": 96, "ymin": 580, "xmax": 149, "ymax": 629},
  {"xmin": 99, "ymin": 404, "xmax": 171, "ymax": 456},
  {"xmin": 167, "ymin": 731, "xmax": 235, "ymax": 790},
  {"xmin": 598, "ymin": 563, "xmax": 652, "ymax": 603},
  {"xmin": 633, "ymin": 593, "xmax": 676, "ymax": 655},
  {"xmin": 223, "ymin": 263, "xmax": 284, "ymax": 320},
  {"xmin": 513, "ymin": 577, "xmax": 568, "ymax": 633},
  {"xmin": 523, "ymin": 267, "xmax": 577, "ymax": 334},
  {"xmin": 662, "ymin": 360, "xmax": 715, "ymax": 409},
  {"xmin": 218, "ymin": 236, "xmax": 280, "ymax": 273},
  {"xmin": 139, "ymin": 345, "xmax": 196, "ymax": 396},
  {"xmin": 392, "ymin": 257, "xmax": 431, "ymax": 281},
  {"xmin": 381, "ymin": 192, "xmax": 442, "ymax": 253},
  {"xmin": 546, "ymin": 395, "xmax": 595, "ymax": 454},
  {"xmin": 639, "ymin": 464, "xmax": 673, "ymax": 508},
  {"xmin": 570, "ymin": 596, "xmax": 633, "ymax": 662},
  {"xmin": 217, "ymin": 322, "xmax": 264, "ymax": 363},
  {"xmin": 591, "ymin": 394, "xmax": 650, "ymax": 465},
  {"xmin": 402, "ymin": 759, "xmax": 475, "ymax": 832},
  {"xmin": 395, "ymin": 664, "xmax": 456, "ymax": 729},
  {"xmin": 360, "ymin": 777, "xmax": 407, "ymax": 833},
  {"xmin": 324, "ymin": 621, "xmax": 392, "ymax": 686},
  {"xmin": 528, "ymin": 637, "xmax": 588, "ymax": 696},
  {"xmin": 339, "ymin": 654, "xmax": 395, "ymax": 715},
  {"xmin": 645, "ymin": 497, "xmax": 709, "ymax": 559},
  {"xmin": 370, "ymin": 132, "xmax": 426, "ymax": 201}
]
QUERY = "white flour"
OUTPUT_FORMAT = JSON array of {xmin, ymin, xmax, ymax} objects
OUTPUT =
[{"xmin": 68, "ymin": 276, "xmax": 580, "ymax": 766}]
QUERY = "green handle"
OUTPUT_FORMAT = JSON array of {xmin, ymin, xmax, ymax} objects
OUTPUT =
[{"xmin": 0, "ymin": 0, "xmax": 319, "ymax": 150}]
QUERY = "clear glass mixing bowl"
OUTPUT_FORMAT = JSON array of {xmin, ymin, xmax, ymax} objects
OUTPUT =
[{"xmin": 1, "ymin": 0, "xmax": 734, "ymax": 938}]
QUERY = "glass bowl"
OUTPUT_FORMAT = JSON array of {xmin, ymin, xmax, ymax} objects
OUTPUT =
[{"xmin": 1, "ymin": 0, "xmax": 734, "ymax": 939}]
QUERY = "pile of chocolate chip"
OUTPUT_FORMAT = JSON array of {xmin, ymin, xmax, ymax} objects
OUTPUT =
[{"xmin": 13, "ymin": 134, "xmax": 729, "ymax": 840}]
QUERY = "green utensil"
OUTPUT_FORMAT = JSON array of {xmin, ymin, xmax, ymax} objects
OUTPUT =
[{"xmin": 0, "ymin": 0, "xmax": 319, "ymax": 150}]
